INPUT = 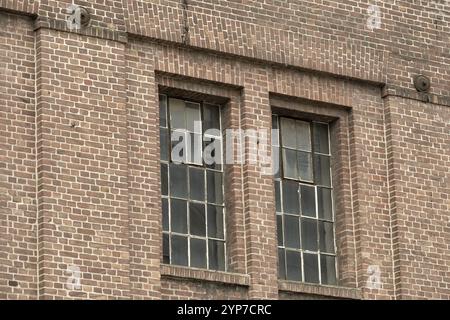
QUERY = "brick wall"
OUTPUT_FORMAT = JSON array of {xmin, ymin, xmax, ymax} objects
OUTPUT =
[{"xmin": 0, "ymin": 0, "xmax": 449, "ymax": 300}]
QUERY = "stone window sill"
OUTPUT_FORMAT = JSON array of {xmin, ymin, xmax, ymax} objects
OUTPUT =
[
  {"xmin": 278, "ymin": 280, "xmax": 361, "ymax": 300},
  {"xmin": 161, "ymin": 264, "xmax": 250, "ymax": 287}
]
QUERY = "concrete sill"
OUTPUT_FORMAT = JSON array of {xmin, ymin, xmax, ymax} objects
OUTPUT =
[
  {"xmin": 278, "ymin": 280, "xmax": 361, "ymax": 300},
  {"xmin": 161, "ymin": 264, "xmax": 250, "ymax": 287}
]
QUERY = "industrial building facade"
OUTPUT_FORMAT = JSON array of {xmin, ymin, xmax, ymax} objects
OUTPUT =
[{"xmin": 0, "ymin": 0, "xmax": 449, "ymax": 300}]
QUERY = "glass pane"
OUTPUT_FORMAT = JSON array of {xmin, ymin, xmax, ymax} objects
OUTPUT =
[
  {"xmin": 281, "ymin": 118, "xmax": 296, "ymax": 148},
  {"xmin": 207, "ymin": 171, "xmax": 223, "ymax": 204},
  {"xmin": 159, "ymin": 94, "xmax": 167, "ymax": 128},
  {"xmin": 284, "ymin": 215, "xmax": 300, "ymax": 249},
  {"xmin": 314, "ymin": 154, "xmax": 331, "ymax": 187},
  {"xmin": 272, "ymin": 115, "xmax": 279, "ymax": 146},
  {"xmin": 171, "ymin": 235, "xmax": 188, "ymax": 266},
  {"xmin": 282, "ymin": 180, "xmax": 299, "ymax": 214},
  {"xmin": 298, "ymin": 151, "xmax": 313, "ymax": 182},
  {"xmin": 320, "ymin": 255, "xmax": 337, "ymax": 285},
  {"xmin": 207, "ymin": 205, "xmax": 224, "ymax": 239},
  {"xmin": 272, "ymin": 146, "xmax": 280, "ymax": 178},
  {"xmin": 282, "ymin": 148, "xmax": 298, "ymax": 179},
  {"xmin": 169, "ymin": 98, "xmax": 185, "ymax": 130},
  {"xmin": 319, "ymin": 221, "xmax": 335, "ymax": 254},
  {"xmin": 171, "ymin": 199, "xmax": 187, "ymax": 234},
  {"xmin": 300, "ymin": 185, "xmax": 316, "ymax": 217},
  {"xmin": 189, "ymin": 167, "xmax": 205, "ymax": 201},
  {"xmin": 301, "ymin": 218, "xmax": 318, "ymax": 251},
  {"xmin": 276, "ymin": 214, "xmax": 283, "ymax": 246},
  {"xmin": 160, "ymin": 128, "xmax": 169, "ymax": 161},
  {"xmin": 286, "ymin": 250, "xmax": 302, "ymax": 281},
  {"xmin": 162, "ymin": 198, "xmax": 169, "ymax": 231},
  {"xmin": 190, "ymin": 238, "xmax": 207, "ymax": 269},
  {"xmin": 171, "ymin": 130, "xmax": 186, "ymax": 163},
  {"xmin": 318, "ymin": 187, "xmax": 333, "ymax": 221},
  {"xmin": 274, "ymin": 181, "xmax": 281, "ymax": 212},
  {"xmin": 169, "ymin": 163, "xmax": 188, "ymax": 199},
  {"xmin": 204, "ymin": 138, "xmax": 222, "ymax": 170},
  {"xmin": 208, "ymin": 240, "xmax": 225, "ymax": 271},
  {"xmin": 188, "ymin": 133, "xmax": 203, "ymax": 165},
  {"xmin": 163, "ymin": 233, "xmax": 170, "ymax": 264},
  {"xmin": 296, "ymin": 120, "xmax": 311, "ymax": 151},
  {"xmin": 160, "ymin": 163, "xmax": 168, "ymax": 196},
  {"xmin": 189, "ymin": 203, "xmax": 206, "ymax": 236},
  {"xmin": 204, "ymin": 104, "xmax": 221, "ymax": 132},
  {"xmin": 303, "ymin": 253, "xmax": 319, "ymax": 283},
  {"xmin": 313, "ymin": 122, "xmax": 330, "ymax": 155},
  {"xmin": 278, "ymin": 248, "xmax": 286, "ymax": 280},
  {"xmin": 186, "ymin": 102, "xmax": 201, "ymax": 133}
]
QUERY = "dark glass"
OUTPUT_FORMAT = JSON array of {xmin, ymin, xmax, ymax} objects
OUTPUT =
[
  {"xmin": 189, "ymin": 202, "xmax": 206, "ymax": 236},
  {"xmin": 298, "ymin": 151, "xmax": 313, "ymax": 182},
  {"xmin": 314, "ymin": 154, "xmax": 331, "ymax": 187},
  {"xmin": 170, "ymin": 199, "xmax": 187, "ymax": 233},
  {"xmin": 163, "ymin": 233, "xmax": 170, "ymax": 264},
  {"xmin": 208, "ymin": 240, "xmax": 225, "ymax": 271},
  {"xmin": 317, "ymin": 187, "xmax": 333, "ymax": 221},
  {"xmin": 170, "ymin": 163, "xmax": 188, "ymax": 198},
  {"xmin": 203, "ymin": 104, "xmax": 221, "ymax": 132},
  {"xmin": 276, "ymin": 214, "xmax": 283, "ymax": 246},
  {"xmin": 207, "ymin": 205, "xmax": 224, "ymax": 239},
  {"xmin": 160, "ymin": 128, "xmax": 169, "ymax": 161},
  {"xmin": 171, "ymin": 235, "xmax": 188, "ymax": 266},
  {"xmin": 159, "ymin": 95, "xmax": 167, "ymax": 128},
  {"xmin": 320, "ymin": 255, "xmax": 337, "ymax": 285},
  {"xmin": 282, "ymin": 148, "xmax": 298, "ymax": 179},
  {"xmin": 282, "ymin": 180, "xmax": 299, "ymax": 214},
  {"xmin": 301, "ymin": 218, "xmax": 318, "ymax": 251},
  {"xmin": 313, "ymin": 122, "xmax": 330, "ymax": 155},
  {"xmin": 274, "ymin": 181, "xmax": 281, "ymax": 212},
  {"xmin": 284, "ymin": 215, "xmax": 300, "ymax": 249},
  {"xmin": 190, "ymin": 238, "xmax": 207, "ymax": 269},
  {"xmin": 278, "ymin": 248, "xmax": 286, "ymax": 280},
  {"xmin": 189, "ymin": 167, "xmax": 205, "ymax": 201},
  {"xmin": 207, "ymin": 171, "xmax": 223, "ymax": 204},
  {"xmin": 303, "ymin": 253, "xmax": 319, "ymax": 283},
  {"xmin": 319, "ymin": 221, "xmax": 335, "ymax": 254},
  {"xmin": 160, "ymin": 163, "xmax": 168, "ymax": 196},
  {"xmin": 162, "ymin": 198, "xmax": 169, "ymax": 231},
  {"xmin": 286, "ymin": 250, "xmax": 302, "ymax": 281},
  {"xmin": 300, "ymin": 185, "xmax": 316, "ymax": 217}
]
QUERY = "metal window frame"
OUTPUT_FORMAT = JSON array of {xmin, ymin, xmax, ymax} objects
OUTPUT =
[
  {"xmin": 160, "ymin": 94, "xmax": 227, "ymax": 272},
  {"xmin": 273, "ymin": 114, "xmax": 338, "ymax": 285}
]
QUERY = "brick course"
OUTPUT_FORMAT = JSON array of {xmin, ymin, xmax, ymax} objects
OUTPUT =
[{"xmin": 0, "ymin": 0, "xmax": 449, "ymax": 299}]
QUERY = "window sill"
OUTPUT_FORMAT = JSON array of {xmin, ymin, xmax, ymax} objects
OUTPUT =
[
  {"xmin": 278, "ymin": 280, "xmax": 361, "ymax": 300},
  {"xmin": 161, "ymin": 264, "xmax": 250, "ymax": 287}
]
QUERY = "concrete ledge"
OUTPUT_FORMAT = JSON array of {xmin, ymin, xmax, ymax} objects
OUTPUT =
[
  {"xmin": 161, "ymin": 264, "xmax": 250, "ymax": 287},
  {"xmin": 279, "ymin": 281, "xmax": 362, "ymax": 300}
]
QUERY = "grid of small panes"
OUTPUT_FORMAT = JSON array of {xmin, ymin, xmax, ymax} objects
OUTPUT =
[
  {"xmin": 159, "ymin": 94, "xmax": 226, "ymax": 271},
  {"xmin": 272, "ymin": 114, "xmax": 337, "ymax": 285}
]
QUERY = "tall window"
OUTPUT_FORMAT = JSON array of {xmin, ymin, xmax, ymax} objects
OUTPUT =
[
  {"xmin": 273, "ymin": 114, "xmax": 337, "ymax": 285},
  {"xmin": 159, "ymin": 94, "xmax": 226, "ymax": 271}
]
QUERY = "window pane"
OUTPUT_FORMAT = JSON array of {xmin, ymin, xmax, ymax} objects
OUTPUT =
[
  {"xmin": 282, "ymin": 148, "xmax": 298, "ymax": 179},
  {"xmin": 204, "ymin": 138, "xmax": 222, "ymax": 171},
  {"xmin": 170, "ymin": 164, "xmax": 188, "ymax": 199},
  {"xmin": 282, "ymin": 180, "xmax": 299, "ymax": 214},
  {"xmin": 161, "ymin": 163, "xmax": 168, "ymax": 196},
  {"xmin": 207, "ymin": 205, "xmax": 224, "ymax": 239},
  {"xmin": 320, "ymin": 255, "xmax": 337, "ymax": 285},
  {"xmin": 190, "ymin": 238, "xmax": 207, "ymax": 269},
  {"xmin": 186, "ymin": 102, "xmax": 201, "ymax": 133},
  {"xmin": 163, "ymin": 233, "xmax": 170, "ymax": 264},
  {"xmin": 162, "ymin": 198, "xmax": 169, "ymax": 231},
  {"xmin": 272, "ymin": 146, "xmax": 280, "ymax": 178},
  {"xmin": 274, "ymin": 181, "xmax": 281, "ymax": 212},
  {"xmin": 159, "ymin": 94, "xmax": 167, "ymax": 128},
  {"xmin": 319, "ymin": 221, "xmax": 335, "ymax": 254},
  {"xmin": 313, "ymin": 122, "xmax": 330, "ymax": 154},
  {"xmin": 284, "ymin": 215, "xmax": 300, "ymax": 249},
  {"xmin": 171, "ymin": 199, "xmax": 187, "ymax": 234},
  {"xmin": 207, "ymin": 171, "xmax": 223, "ymax": 204},
  {"xmin": 286, "ymin": 250, "xmax": 302, "ymax": 281},
  {"xmin": 281, "ymin": 118, "xmax": 296, "ymax": 148},
  {"xmin": 189, "ymin": 167, "xmax": 205, "ymax": 201},
  {"xmin": 171, "ymin": 131, "xmax": 186, "ymax": 163},
  {"xmin": 189, "ymin": 202, "xmax": 206, "ymax": 236},
  {"xmin": 278, "ymin": 248, "xmax": 286, "ymax": 280},
  {"xmin": 298, "ymin": 151, "xmax": 313, "ymax": 182},
  {"xmin": 300, "ymin": 185, "xmax": 316, "ymax": 217},
  {"xmin": 160, "ymin": 128, "xmax": 169, "ymax": 161},
  {"xmin": 204, "ymin": 104, "xmax": 221, "ymax": 132},
  {"xmin": 272, "ymin": 115, "xmax": 279, "ymax": 146},
  {"xmin": 314, "ymin": 154, "xmax": 331, "ymax": 187},
  {"xmin": 208, "ymin": 240, "xmax": 225, "ymax": 271},
  {"xmin": 277, "ymin": 214, "xmax": 283, "ymax": 246},
  {"xmin": 169, "ymin": 98, "xmax": 185, "ymax": 130},
  {"xmin": 318, "ymin": 187, "xmax": 333, "ymax": 221},
  {"xmin": 303, "ymin": 253, "xmax": 319, "ymax": 283},
  {"xmin": 188, "ymin": 133, "xmax": 203, "ymax": 164},
  {"xmin": 301, "ymin": 218, "xmax": 318, "ymax": 251},
  {"xmin": 171, "ymin": 235, "xmax": 188, "ymax": 266},
  {"xmin": 296, "ymin": 120, "xmax": 311, "ymax": 151}
]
